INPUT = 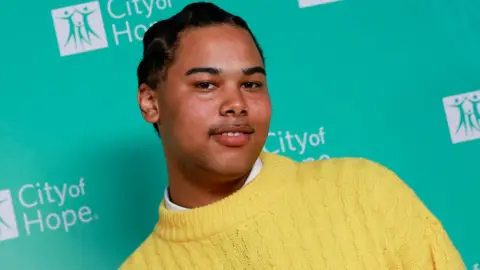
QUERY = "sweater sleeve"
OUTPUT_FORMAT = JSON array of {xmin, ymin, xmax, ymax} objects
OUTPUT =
[
  {"xmin": 393, "ymin": 202, "xmax": 467, "ymax": 270},
  {"xmin": 361, "ymin": 159, "xmax": 466, "ymax": 270}
]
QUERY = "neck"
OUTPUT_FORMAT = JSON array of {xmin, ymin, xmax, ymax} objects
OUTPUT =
[
  {"xmin": 155, "ymin": 152, "xmax": 297, "ymax": 241},
  {"xmin": 165, "ymin": 158, "xmax": 251, "ymax": 209}
]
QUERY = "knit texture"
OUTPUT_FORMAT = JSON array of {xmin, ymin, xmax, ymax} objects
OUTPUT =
[{"xmin": 120, "ymin": 152, "xmax": 465, "ymax": 269}]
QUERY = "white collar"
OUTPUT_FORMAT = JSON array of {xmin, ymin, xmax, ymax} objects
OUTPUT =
[{"xmin": 164, "ymin": 158, "xmax": 263, "ymax": 211}]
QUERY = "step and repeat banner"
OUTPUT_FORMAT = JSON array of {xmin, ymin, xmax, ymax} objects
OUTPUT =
[{"xmin": 0, "ymin": 0, "xmax": 478, "ymax": 269}]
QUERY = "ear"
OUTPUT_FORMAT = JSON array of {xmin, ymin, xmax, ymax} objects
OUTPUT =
[{"xmin": 138, "ymin": 83, "xmax": 161, "ymax": 125}]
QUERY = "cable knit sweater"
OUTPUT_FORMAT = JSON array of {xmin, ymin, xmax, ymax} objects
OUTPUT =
[{"xmin": 120, "ymin": 152, "xmax": 465, "ymax": 269}]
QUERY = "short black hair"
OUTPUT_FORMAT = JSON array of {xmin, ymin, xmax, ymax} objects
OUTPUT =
[{"xmin": 137, "ymin": 2, "xmax": 265, "ymax": 133}]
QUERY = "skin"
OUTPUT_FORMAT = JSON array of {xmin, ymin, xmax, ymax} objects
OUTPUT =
[{"xmin": 138, "ymin": 24, "xmax": 272, "ymax": 208}]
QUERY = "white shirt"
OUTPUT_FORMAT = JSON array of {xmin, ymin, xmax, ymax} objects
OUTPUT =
[{"xmin": 164, "ymin": 158, "xmax": 263, "ymax": 211}]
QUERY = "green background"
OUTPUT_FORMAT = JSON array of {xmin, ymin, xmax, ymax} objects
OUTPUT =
[{"xmin": 0, "ymin": 0, "xmax": 478, "ymax": 269}]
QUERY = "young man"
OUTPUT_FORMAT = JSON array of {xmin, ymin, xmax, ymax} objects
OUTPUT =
[{"xmin": 121, "ymin": 2, "xmax": 465, "ymax": 269}]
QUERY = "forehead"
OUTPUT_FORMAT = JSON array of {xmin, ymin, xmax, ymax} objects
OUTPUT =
[{"xmin": 173, "ymin": 24, "xmax": 263, "ymax": 69}]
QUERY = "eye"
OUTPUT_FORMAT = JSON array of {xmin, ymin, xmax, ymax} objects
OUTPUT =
[
  {"xmin": 194, "ymin": 82, "xmax": 216, "ymax": 90},
  {"xmin": 242, "ymin": 82, "xmax": 263, "ymax": 89}
]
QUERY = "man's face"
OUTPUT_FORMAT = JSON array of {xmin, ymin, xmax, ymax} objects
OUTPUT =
[{"xmin": 140, "ymin": 24, "xmax": 271, "ymax": 179}]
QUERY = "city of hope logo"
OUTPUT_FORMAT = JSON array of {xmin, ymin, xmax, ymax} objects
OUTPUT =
[
  {"xmin": 51, "ymin": 1, "xmax": 109, "ymax": 56},
  {"xmin": 0, "ymin": 190, "xmax": 20, "ymax": 241},
  {"xmin": 51, "ymin": 0, "xmax": 174, "ymax": 56},
  {"xmin": 0, "ymin": 178, "xmax": 98, "ymax": 242},
  {"xmin": 298, "ymin": 0, "xmax": 341, "ymax": 8},
  {"xmin": 263, "ymin": 127, "xmax": 330, "ymax": 161},
  {"xmin": 443, "ymin": 90, "xmax": 480, "ymax": 144}
]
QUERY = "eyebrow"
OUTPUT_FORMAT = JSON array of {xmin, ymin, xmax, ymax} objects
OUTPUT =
[
  {"xmin": 243, "ymin": 66, "xmax": 266, "ymax": 76},
  {"xmin": 185, "ymin": 67, "xmax": 220, "ymax": 76},
  {"xmin": 184, "ymin": 66, "xmax": 266, "ymax": 76}
]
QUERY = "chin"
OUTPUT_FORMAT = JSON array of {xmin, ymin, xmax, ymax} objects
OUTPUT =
[{"xmin": 209, "ymin": 154, "xmax": 256, "ymax": 177}]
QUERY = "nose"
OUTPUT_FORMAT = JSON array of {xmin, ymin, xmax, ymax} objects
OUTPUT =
[{"xmin": 219, "ymin": 88, "xmax": 248, "ymax": 117}]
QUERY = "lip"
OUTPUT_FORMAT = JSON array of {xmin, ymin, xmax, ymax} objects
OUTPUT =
[
  {"xmin": 208, "ymin": 124, "xmax": 255, "ymax": 135},
  {"xmin": 209, "ymin": 124, "xmax": 255, "ymax": 147}
]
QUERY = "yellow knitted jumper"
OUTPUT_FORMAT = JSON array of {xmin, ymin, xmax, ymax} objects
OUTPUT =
[{"xmin": 120, "ymin": 152, "xmax": 465, "ymax": 269}]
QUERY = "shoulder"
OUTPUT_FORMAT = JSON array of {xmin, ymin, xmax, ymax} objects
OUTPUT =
[
  {"xmin": 263, "ymin": 152, "xmax": 424, "ymax": 214},
  {"xmin": 261, "ymin": 152, "xmax": 415, "ymax": 198},
  {"xmin": 298, "ymin": 155, "xmax": 397, "ymax": 178},
  {"xmin": 298, "ymin": 156, "xmax": 409, "ymax": 188},
  {"xmin": 295, "ymin": 156, "xmax": 420, "ymax": 210},
  {"xmin": 261, "ymin": 152, "xmax": 401, "ymax": 184},
  {"xmin": 298, "ymin": 157, "xmax": 445, "ymax": 224}
]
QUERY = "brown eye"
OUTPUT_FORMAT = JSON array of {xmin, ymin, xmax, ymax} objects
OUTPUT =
[
  {"xmin": 194, "ymin": 82, "xmax": 216, "ymax": 90},
  {"xmin": 242, "ymin": 82, "xmax": 263, "ymax": 89}
]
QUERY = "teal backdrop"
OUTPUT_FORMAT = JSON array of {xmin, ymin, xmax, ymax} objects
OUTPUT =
[{"xmin": 0, "ymin": 0, "xmax": 478, "ymax": 269}]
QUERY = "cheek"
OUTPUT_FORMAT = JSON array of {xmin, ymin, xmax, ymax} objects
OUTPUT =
[
  {"xmin": 172, "ymin": 98, "xmax": 215, "ymax": 140},
  {"xmin": 248, "ymin": 98, "xmax": 272, "ymax": 130}
]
